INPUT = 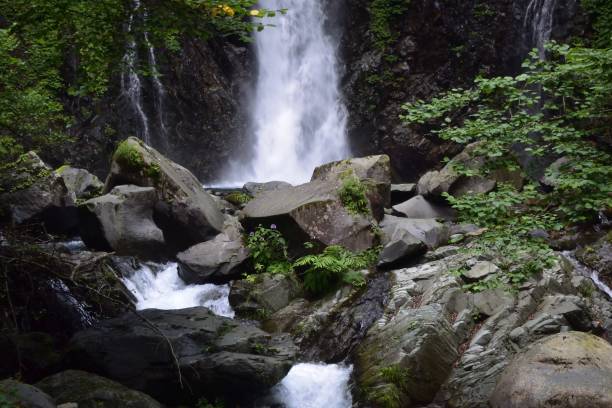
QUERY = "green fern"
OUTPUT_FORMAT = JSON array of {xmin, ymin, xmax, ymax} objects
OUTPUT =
[{"xmin": 294, "ymin": 245, "xmax": 378, "ymax": 294}]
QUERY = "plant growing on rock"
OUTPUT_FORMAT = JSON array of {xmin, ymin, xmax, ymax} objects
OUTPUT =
[
  {"xmin": 293, "ymin": 245, "xmax": 379, "ymax": 294},
  {"xmin": 339, "ymin": 173, "xmax": 370, "ymax": 216},
  {"xmin": 244, "ymin": 225, "xmax": 293, "ymax": 275}
]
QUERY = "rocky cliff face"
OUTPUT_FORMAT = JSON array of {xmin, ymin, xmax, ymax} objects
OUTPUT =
[
  {"xmin": 338, "ymin": 0, "xmax": 586, "ymax": 181},
  {"xmin": 53, "ymin": 37, "xmax": 254, "ymax": 182}
]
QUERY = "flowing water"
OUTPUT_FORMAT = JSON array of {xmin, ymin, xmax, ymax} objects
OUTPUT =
[
  {"xmin": 121, "ymin": 0, "xmax": 151, "ymax": 144},
  {"xmin": 121, "ymin": 262, "xmax": 235, "ymax": 317},
  {"xmin": 563, "ymin": 251, "xmax": 612, "ymax": 299},
  {"xmin": 222, "ymin": 0, "xmax": 350, "ymax": 185},
  {"xmin": 263, "ymin": 363, "xmax": 353, "ymax": 408}
]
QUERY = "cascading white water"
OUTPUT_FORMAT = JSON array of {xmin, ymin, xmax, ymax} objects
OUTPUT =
[
  {"xmin": 121, "ymin": 0, "xmax": 151, "ymax": 144},
  {"xmin": 121, "ymin": 262, "xmax": 235, "ymax": 317},
  {"xmin": 523, "ymin": 0, "xmax": 558, "ymax": 58},
  {"xmin": 269, "ymin": 363, "xmax": 353, "ymax": 408},
  {"xmin": 562, "ymin": 252, "xmax": 612, "ymax": 299},
  {"xmin": 223, "ymin": 0, "xmax": 350, "ymax": 185},
  {"xmin": 143, "ymin": 9, "xmax": 168, "ymax": 142}
]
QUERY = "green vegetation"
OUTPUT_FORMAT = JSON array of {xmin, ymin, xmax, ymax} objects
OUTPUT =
[
  {"xmin": 294, "ymin": 245, "xmax": 379, "ymax": 294},
  {"xmin": 224, "ymin": 192, "xmax": 253, "ymax": 206},
  {"xmin": 245, "ymin": 225, "xmax": 379, "ymax": 295},
  {"xmin": 582, "ymin": 0, "xmax": 612, "ymax": 47},
  {"xmin": 245, "ymin": 225, "xmax": 293, "ymax": 275},
  {"xmin": 113, "ymin": 140, "xmax": 161, "ymax": 181},
  {"xmin": 402, "ymin": 42, "xmax": 612, "ymax": 287},
  {"xmin": 369, "ymin": 0, "xmax": 411, "ymax": 50},
  {"xmin": 196, "ymin": 398, "xmax": 225, "ymax": 408},
  {"xmin": 0, "ymin": 0, "xmax": 282, "ymax": 166},
  {"xmin": 339, "ymin": 173, "xmax": 370, "ymax": 216}
]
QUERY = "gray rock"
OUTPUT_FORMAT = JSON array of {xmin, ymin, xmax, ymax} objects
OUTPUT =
[
  {"xmin": 0, "ymin": 379, "xmax": 56, "ymax": 408},
  {"xmin": 380, "ymin": 215, "xmax": 449, "ymax": 249},
  {"xmin": 541, "ymin": 156, "xmax": 571, "ymax": 187},
  {"xmin": 66, "ymin": 307, "xmax": 297, "ymax": 405},
  {"xmin": 576, "ymin": 232, "xmax": 612, "ymax": 286},
  {"xmin": 243, "ymin": 181, "xmax": 292, "ymax": 196},
  {"xmin": 242, "ymin": 179, "xmax": 376, "ymax": 253},
  {"xmin": 230, "ymin": 273, "xmax": 302, "ymax": 317},
  {"xmin": 356, "ymin": 304, "xmax": 459, "ymax": 407},
  {"xmin": 471, "ymin": 288, "xmax": 515, "ymax": 317},
  {"xmin": 463, "ymin": 261, "xmax": 500, "ymax": 281},
  {"xmin": 37, "ymin": 370, "xmax": 163, "ymax": 408},
  {"xmin": 536, "ymin": 295, "xmax": 592, "ymax": 331},
  {"xmin": 390, "ymin": 183, "xmax": 416, "ymax": 204},
  {"xmin": 177, "ymin": 232, "xmax": 249, "ymax": 284},
  {"xmin": 392, "ymin": 195, "xmax": 455, "ymax": 220},
  {"xmin": 56, "ymin": 166, "xmax": 103, "ymax": 200},
  {"xmin": 0, "ymin": 152, "xmax": 77, "ymax": 233},
  {"xmin": 378, "ymin": 228, "xmax": 425, "ymax": 267},
  {"xmin": 490, "ymin": 332, "xmax": 612, "ymax": 408},
  {"xmin": 78, "ymin": 185, "xmax": 165, "ymax": 257},
  {"xmin": 105, "ymin": 137, "xmax": 224, "ymax": 251}
]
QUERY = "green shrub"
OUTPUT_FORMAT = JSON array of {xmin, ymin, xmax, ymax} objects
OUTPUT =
[
  {"xmin": 293, "ymin": 245, "xmax": 379, "ymax": 294},
  {"xmin": 224, "ymin": 192, "xmax": 252, "ymax": 206},
  {"xmin": 244, "ymin": 225, "xmax": 292, "ymax": 275},
  {"xmin": 369, "ymin": 0, "xmax": 411, "ymax": 50},
  {"xmin": 339, "ymin": 175, "xmax": 370, "ymax": 216}
]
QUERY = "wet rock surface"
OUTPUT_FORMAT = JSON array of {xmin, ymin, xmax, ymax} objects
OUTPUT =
[{"xmin": 65, "ymin": 307, "xmax": 297, "ymax": 404}]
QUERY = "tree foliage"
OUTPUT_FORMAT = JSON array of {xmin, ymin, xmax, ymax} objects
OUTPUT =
[{"xmin": 0, "ymin": 0, "xmax": 281, "ymax": 164}]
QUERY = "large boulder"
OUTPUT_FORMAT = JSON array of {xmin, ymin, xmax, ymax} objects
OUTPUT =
[
  {"xmin": 36, "ymin": 370, "xmax": 163, "ymax": 408},
  {"xmin": 416, "ymin": 143, "xmax": 522, "ymax": 200},
  {"xmin": 355, "ymin": 305, "xmax": 459, "ymax": 407},
  {"xmin": 0, "ymin": 152, "xmax": 77, "ymax": 233},
  {"xmin": 104, "ymin": 137, "xmax": 224, "ymax": 250},
  {"xmin": 311, "ymin": 155, "xmax": 391, "ymax": 220},
  {"xmin": 392, "ymin": 195, "xmax": 455, "ymax": 220},
  {"xmin": 242, "ymin": 179, "xmax": 377, "ymax": 253},
  {"xmin": 78, "ymin": 185, "xmax": 165, "ymax": 257},
  {"xmin": 56, "ymin": 166, "xmax": 103, "ymax": 200},
  {"xmin": 0, "ymin": 379, "xmax": 55, "ymax": 408},
  {"xmin": 380, "ymin": 215, "xmax": 449, "ymax": 249},
  {"xmin": 177, "ymin": 232, "xmax": 250, "ymax": 284},
  {"xmin": 65, "ymin": 307, "xmax": 297, "ymax": 404},
  {"xmin": 229, "ymin": 273, "xmax": 302, "ymax": 318},
  {"xmin": 490, "ymin": 332, "xmax": 612, "ymax": 408},
  {"xmin": 243, "ymin": 181, "xmax": 292, "ymax": 196},
  {"xmin": 378, "ymin": 228, "xmax": 426, "ymax": 268}
]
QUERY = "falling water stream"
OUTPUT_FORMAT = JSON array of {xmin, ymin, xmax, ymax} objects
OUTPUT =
[
  {"xmin": 121, "ymin": 0, "xmax": 168, "ymax": 146},
  {"xmin": 222, "ymin": 0, "xmax": 350, "ymax": 185}
]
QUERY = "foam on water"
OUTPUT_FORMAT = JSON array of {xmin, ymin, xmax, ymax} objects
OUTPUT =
[
  {"xmin": 122, "ymin": 262, "xmax": 235, "ymax": 317},
  {"xmin": 270, "ymin": 363, "xmax": 353, "ymax": 408}
]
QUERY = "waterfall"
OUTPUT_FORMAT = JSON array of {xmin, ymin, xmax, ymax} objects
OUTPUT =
[
  {"xmin": 120, "ymin": 0, "xmax": 168, "ymax": 146},
  {"xmin": 267, "ymin": 363, "xmax": 353, "ymax": 408},
  {"xmin": 121, "ymin": 0, "xmax": 151, "ymax": 144},
  {"xmin": 522, "ymin": 0, "xmax": 565, "ymax": 58},
  {"xmin": 223, "ymin": 0, "xmax": 350, "ymax": 186},
  {"xmin": 121, "ymin": 262, "xmax": 235, "ymax": 317}
]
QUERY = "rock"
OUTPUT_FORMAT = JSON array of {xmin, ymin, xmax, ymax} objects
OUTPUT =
[
  {"xmin": 311, "ymin": 155, "xmax": 391, "ymax": 185},
  {"xmin": 390, "ymin": 183, "xmax": 416, "ymax": 205},
  {"xmin": 66, "ymin": 307, "xmax": 297, "ymax": 404},
  {"xmin": 380, "ymin": 215, "xmax": 449, "ymax": 249},
  {"xmin": 56, "ymin": 166, "xmax": 103, "ymax": 200},
  {"xmin": 356, "ymin": 305, "xmax": 459, "ymax": 407},
  {"xmin": 36, "ymin": 370, "xmax": 163, "ymax": 408},
  {"xmin": 471, "ymin": 288, "xmax": 515, "ymax": 317},
  {"xmin": 490, "ymin": 332, "xmax": 612, "ymax": 408},
  {"xmin": 535, "ymin": 295, "xmax": 592, "ymax": 331},
  {"xmin": 229, "ymin": 273, "xmax": 302, "ymax": 317},
  {"xmin": 78, "ymin": 185, "xmax": 165, "ymax": 257},
  {"xmin": 541, "ymin": 156, "xmax": 571, "ymax": 188},
  {"xmin": 0, "ymin": 152, "xmax": 77, "ymax": 233},
  {"xmin": 450, "ymin": 175, "xmax": 497, "ymax": 197},
  {"xmin": 576, "ymin": 232, "xmax": 612, "ymax": 286},
  {"xmin": 0, "ymin": 332, "xmax": 62, "ymax": 382},
  {"xmin": 463, "ymin": 261, "xmax": 500, "ymax": 281},
  {"xmin": 311, "ymin": 155, "xmax": 392, "ymax": 219},
  {"xmin": 392, "ymin": 195, "xmax": 455, "ymax": 220},
  {"xmin": 104, "ymin": 137, "xmax": 224, "ymax": 251},
  {"xmin": 0, "ymin": 379, "xmax": 56, "ymax": 408},
  {"xmin": 243, "ymin": 181, "xmax": 292, "ymax": 196},
  {"xmin": 242, "ymin": 179, "xmax": 377, "ymax": 253},
  {"xmin": 378, "ymin": 228, "xmax": 426, "ymax": 268},
  {"xmin": 177, "ymin": 232, "xmax": 249, "ymax": 284}
]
